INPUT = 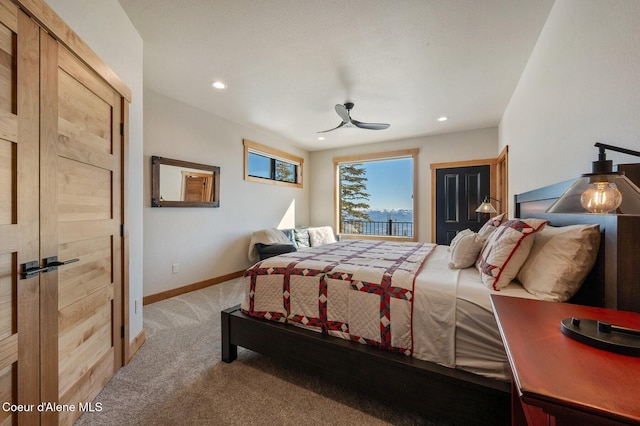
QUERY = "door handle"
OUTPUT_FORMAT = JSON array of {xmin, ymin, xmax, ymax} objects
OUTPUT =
[
  {"xmin": 44, "ymin": 256, "xmax": 79, "ymax": 271},
  {"xmin": 21, "ymin": 261, "xmax": 50, "ymax": 279},
  {"xmin": 20, "ymin": 256, "xmax": 80, "ymax": 279}
]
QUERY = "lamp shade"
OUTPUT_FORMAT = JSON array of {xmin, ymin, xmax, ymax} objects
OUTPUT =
[
  {"xmin": 475, "ymin": 201, "xmax": 497, "ymax": 213},
  {"xmin": 475, "ymin": 196, "xmax": 498, "ymax": 213},
  {"xmin": 547, "ymin": 173, "xmax": 640, "ymax": 214}
]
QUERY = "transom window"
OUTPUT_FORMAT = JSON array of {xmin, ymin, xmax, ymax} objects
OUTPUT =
[{"xmin": 244, "ymin": 139, "xmax": 303, "ymax": 188}]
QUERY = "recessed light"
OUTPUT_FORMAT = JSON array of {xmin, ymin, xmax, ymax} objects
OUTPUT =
[
  {"xmin": 318, "ymin": 136, "xmax": 325, "ymax": 141},
  {"xmin": 437, "ymin": 116, "xmax": 448, "ymax": 122},
  {"xmin": 212, "ymin": 81, "xmax": 226, "ymax": 90}
]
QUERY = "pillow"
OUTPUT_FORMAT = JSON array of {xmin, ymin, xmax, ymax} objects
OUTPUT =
[
  {"xmin": 293, "ymin": 228, "xmax": 310, "ymax": 248},
  {"xmin": 477, "ymin": 213, "xmax": 506, "ymax": 238},
  {"xmin": 517, "ymin": 224, "xmax": 600, "ymax": 302},
  {"xmin": 308, "ymin": 226, "xmax": 337, "ymax": 246},
  {"xmin": 449, "ymin": 232, "xmax": 485, "ymax": 269},
  {"xmin": 476, "ymin": 218, "xmax": 548, "ymax": 290},
  {"xmin": 448, "ymin": 229, "xmax": 474, "ymax": 252}
]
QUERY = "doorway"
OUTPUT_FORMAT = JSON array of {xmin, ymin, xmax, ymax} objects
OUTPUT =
[{"xmin": 434, "ymin": 165, "xmax": 492, "ymax": 245}]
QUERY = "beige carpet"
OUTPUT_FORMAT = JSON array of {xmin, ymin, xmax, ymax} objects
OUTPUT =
[{"xmin": 75, "ymin": 278, "xmax": 447, "ymax": 425}]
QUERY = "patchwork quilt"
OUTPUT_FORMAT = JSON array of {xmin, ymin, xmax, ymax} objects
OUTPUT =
[{"xmin": 241, "ymin": 240, "xmax": 435, "ymax": 355}]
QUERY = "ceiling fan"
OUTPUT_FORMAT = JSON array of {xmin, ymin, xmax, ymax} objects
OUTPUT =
[{"xmin": 318, "ymin": 102, "xmax": 390, "ymax": 133}]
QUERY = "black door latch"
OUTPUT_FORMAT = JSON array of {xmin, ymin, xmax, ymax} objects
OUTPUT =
[{"xmin": 20, "ymin": 256, "xmax": 80, "ymax": 279}]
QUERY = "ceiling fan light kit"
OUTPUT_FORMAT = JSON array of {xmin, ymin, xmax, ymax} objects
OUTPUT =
[{"xmin": 318, "ymin": 102, "xmax": 390, "ymax": 133}]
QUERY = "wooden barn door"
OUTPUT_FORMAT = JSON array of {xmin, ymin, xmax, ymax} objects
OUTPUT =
[
  {"xmin": 0, "ymin": 1, "xmax": 127, "ymax": 424},
  {"xmin": 39, "ymin": 32, "xmax": 123, "ymax": 425},
  {"xmin": 0, "ymin": 7, "xmax": 40, "ymax": 425}
]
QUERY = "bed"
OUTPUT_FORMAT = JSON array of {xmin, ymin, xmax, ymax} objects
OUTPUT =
[{"xmin": 221, "ymin": 183, "xmax": 640, "ymax": 425}]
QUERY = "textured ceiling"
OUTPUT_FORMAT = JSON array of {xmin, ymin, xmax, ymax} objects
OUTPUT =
[{"xmin": 118, "ymin": 0, "xmax": 555, "ymax": 151}]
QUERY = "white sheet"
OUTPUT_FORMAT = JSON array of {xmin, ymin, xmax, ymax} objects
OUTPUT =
[
  {"xmin": 412, "ymin": 246, "xmax": 459, "ymax": 367},
  {"xmin": 412, "ymin": 245, "xmax": 538, "ymax": 381}
]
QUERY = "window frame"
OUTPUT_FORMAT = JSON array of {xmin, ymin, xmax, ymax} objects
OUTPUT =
[
  {"xmin": 243, "ymin": 139, "xmax": 303, "ymax": 188},
  {"xmin": 333, "ymin": 148, "xmax": 419, "ymax": 242}
]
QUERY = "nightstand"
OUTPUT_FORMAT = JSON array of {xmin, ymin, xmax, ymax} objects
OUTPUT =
[{"xmin": 491, "ymin": 295, "xmax": 640, "ymax": 426}]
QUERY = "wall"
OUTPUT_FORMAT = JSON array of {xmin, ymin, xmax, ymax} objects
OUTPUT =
[
  {"xmin": 500, "ymin": 0, "xmax": 640, "ymax": 215},
  {"xmin": 309, "ymin": 127, "xmax": 499, "ymax": 242},
  {"xmin": 143, "ymin": 90, "xmax": 310, "ymax": 297},
  {"xmin": 45, "ymin": 0, "xmax": 145, "ymax": 341}
]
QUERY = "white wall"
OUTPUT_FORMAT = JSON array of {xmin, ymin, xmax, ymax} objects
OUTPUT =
[
  {"xmin": 143, "ymin": 90, "xmax": 310, "ymax": 297},
  {"xmin": 45, "ymin": 0, "xmax": 145, "ymax": 341},
  {"xmin": 309, "ymin": 127, "xmax": 499, "ymax": 242},
  {"xmin": 500, "ymin": 0, "xmax": 640, "ymax": 215}
]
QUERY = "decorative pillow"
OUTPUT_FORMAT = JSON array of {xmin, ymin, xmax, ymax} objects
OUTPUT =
[
  {"xmin": 477, "ymin": 213, "xmax": 506, "ymax": 238},
  {"xmin": 476, "ymin": 218, "xmax": 548, "ymax": 290},
  {"xmin": 308, "ymin": 226, "xmax": 337, "ymax": 246},
  {"xmin": 294, "ymin": 228, "xmax": 310, "ymax": 248},
  {"xmin": 448, "ymin": 229, "xmax": 474, "ymax": 252},
  {"xmin": 517, "ymin": 224, "xmax": 600, "ymax": 302},
  {"xmin": 449, "ymin": 232, "xmax": 485, "ymax": 269}
]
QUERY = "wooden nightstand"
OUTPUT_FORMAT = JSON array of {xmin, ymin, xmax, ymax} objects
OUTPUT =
[{"xmin": 491, "ymin": 295, "xmax": 640, "ymax": 426}]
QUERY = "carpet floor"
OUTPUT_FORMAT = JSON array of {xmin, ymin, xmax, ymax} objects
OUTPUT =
[{"xmin": 74, "ymin": 278, "xmax": 452, "ymax": 425}]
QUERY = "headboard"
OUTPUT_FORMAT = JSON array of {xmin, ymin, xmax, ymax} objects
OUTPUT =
[{"xmin": 515, "ymin": 182, "xmax": 640, "ymax": 313}]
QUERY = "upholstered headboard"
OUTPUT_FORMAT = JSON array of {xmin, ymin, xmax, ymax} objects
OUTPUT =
[{"xmin": 515, "ymin": 183, "xmax": 640, "ymax": 313}]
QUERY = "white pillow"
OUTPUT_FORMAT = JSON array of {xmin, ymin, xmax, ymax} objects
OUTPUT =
[
  {"xmin": 517, "ymin": 224, "xmax": 600, "ymax": 302},
  {"xmin": 448, "ymin": 229, "xmax": 474, "ymax": 252},
  {"xmin": 476, "ymin": 218, "xmax": 548, "ymax": 290},
  {"xmin": 449, "ymin": 232, "xmax": 485, "ymax": 269},
  {"xmin": 308, "ymin": 226, "xmax": 337, "ymax": 246}
]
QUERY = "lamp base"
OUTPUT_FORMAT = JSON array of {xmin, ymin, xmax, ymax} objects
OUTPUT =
[{"xmin": 560, "ymin": 318, "xmax": 640, "ymax": 356}]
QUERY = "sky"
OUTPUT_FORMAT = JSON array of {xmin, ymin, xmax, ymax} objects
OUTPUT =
[
  {"xmin": 250, "ymin": 153, "xmax": 414, "ymax": 211},
  {"xmin": 359, "ymin": 158, "xmax": 413, "ymax": 210}
]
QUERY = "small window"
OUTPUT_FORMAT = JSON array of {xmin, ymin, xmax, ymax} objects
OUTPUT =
[{"xmin": 244, "ymin": 139, "xmax": 303, "ymax": 188}]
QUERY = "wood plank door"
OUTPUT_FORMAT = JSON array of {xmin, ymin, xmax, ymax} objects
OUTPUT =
[
  {"xmin": 435, "ymin": 165, "xmax": 491, "ymax": 245},
  {"xmin": 0, "ymin": 6, "xmax": 40, "ymax": 425},
  {"xmin": 184, "ymin": 175, "xmax": 207, "ymax": 201},
  {"xmin": 39, "ymin": 31, "xmax": 123, "ymax": 426}
]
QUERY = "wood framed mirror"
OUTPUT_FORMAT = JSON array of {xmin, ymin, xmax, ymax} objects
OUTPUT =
[{"xmin": 151, "ymin": 156, "xmax": 220, "ymax": 207}]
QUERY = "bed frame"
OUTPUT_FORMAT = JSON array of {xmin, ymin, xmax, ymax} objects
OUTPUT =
[{"xmin": 221, "ymin": 182, "xmax": 640, "ymax": 425}]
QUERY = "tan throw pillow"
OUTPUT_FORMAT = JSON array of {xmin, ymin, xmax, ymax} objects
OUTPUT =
[
  {"xmin": 448, "ymin": 229, "xmax": 474, "ymax": 252},
  {"xmin": 449, "ymin": 232, "xmax": 485, "ymax": 269},
  {"xmin": 476, "ymin": 218, "xmax": 548, "ymax": 290},
  {"xmin": 517, "ymin": 224, "xmax": 600, "ymax": 302}
]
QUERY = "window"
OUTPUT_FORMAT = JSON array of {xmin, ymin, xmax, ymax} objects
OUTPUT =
[
  {"xmin": 334, "ymin": 149, "xmax": 418, "ymax": 241},
  {"xmin": 244, "ymin": 139, "xmax": 303, "ymax": 187}
]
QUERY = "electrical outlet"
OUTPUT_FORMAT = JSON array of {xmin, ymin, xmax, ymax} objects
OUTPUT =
[{"xmin": 172, "ymin": 263, "xmax": 179, "ymax": 274}]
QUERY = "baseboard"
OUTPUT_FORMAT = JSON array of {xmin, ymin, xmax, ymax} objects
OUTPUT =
[
  {"xmin": 128, "ymin": 328, "xmax": 146, "ymax": 362},
  {"xmin": 143, "ymin": 270, "xmax": 244, "ymax": 306}
]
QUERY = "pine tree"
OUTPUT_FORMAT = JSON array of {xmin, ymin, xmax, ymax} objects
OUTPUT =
[
  {"xmin": 339, "ymin": 163, "xmax": 371, "ymax": 233},
  {"xmin": 275, "ymin": 161, "xmax": 294, "ymax": 182}
]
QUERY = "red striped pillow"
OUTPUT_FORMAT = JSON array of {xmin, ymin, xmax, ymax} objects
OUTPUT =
[
  {"xmin": 477, "ymin": 213, "xmax": 506, "ymax": 238},
  {"xmin": 476, "ymin": 218, "xmax": 548, "ymax": 290}
]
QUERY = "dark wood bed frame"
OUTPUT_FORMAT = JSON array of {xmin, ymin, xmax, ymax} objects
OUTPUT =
[{"xmin": 221, "ymin": 181, "xmax": 640, "ymax": 425}]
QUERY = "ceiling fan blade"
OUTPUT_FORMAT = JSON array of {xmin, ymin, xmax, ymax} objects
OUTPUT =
[
  {"xmin": 335, "ymin": 104, "xmax": 350, "ymax": 122},
  {"xmin": 352, "ymin": 120, "xmax": 390, "ymax": 130},
  {"xmin": 317, "ymin": 121, "xmax": 347, "ymax": 133}
]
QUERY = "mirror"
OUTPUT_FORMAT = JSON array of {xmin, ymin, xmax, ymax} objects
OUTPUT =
[{"xmin": 151, "ymin": 156, "xmax": 220, "ymax": 207}]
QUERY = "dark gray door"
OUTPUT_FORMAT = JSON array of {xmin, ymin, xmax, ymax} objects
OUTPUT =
[{"xmin": 435, "ymin": 165, "xmax": 491, "ymax": 245}]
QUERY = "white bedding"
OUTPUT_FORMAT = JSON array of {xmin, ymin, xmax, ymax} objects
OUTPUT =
[{"xmin": 412, "ymin": 245, "xmax": 538, "ymax": 381}]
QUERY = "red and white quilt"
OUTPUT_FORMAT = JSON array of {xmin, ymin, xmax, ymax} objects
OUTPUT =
[{"xmin": 241, "ymin": 240, "xmax": 434, "ymax": 355}]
